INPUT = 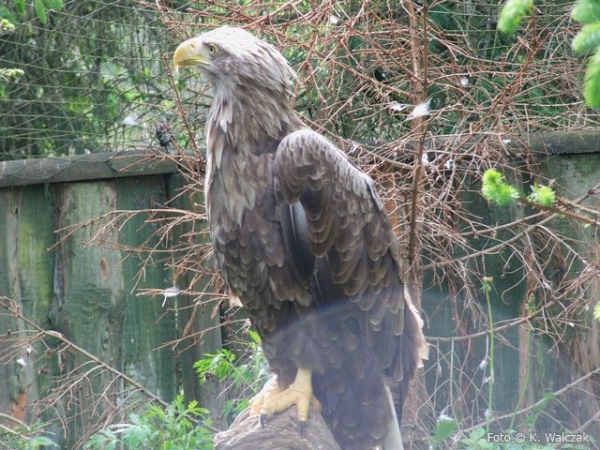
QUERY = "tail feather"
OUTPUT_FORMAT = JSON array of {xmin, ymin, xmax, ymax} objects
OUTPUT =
[
  {"xmin": 315, "ymin": 348, "xmax": 391, "ymax": 450},
  {"xmin": 380, "ymin": 385, "xmax": 404, "ymax": 450}
]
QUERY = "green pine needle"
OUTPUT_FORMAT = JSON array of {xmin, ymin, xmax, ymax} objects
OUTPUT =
[
  {"xmin": 481, "ymin": 169, "xmax": 520, "ymax": 206},
  {"xmin": 528, "ymin": 184, "xmax": 556, "ymax": 207},
  {"xmin": 572, "ymin": 0, "xmax": 600, "ymax": 24},
  {"xmin": 482, "ymin": 168, "xmax": 504, "ymax": 186},
  {"xmin": 498, "ymin": 0, "xmax": 534, "ymax": 34},
  {"xmin": 572, "ymin": 23, "xmax": 600, "ymax": 53},
  {"xmin": 584, "ymin": 46, "xmax": 600, "ymax": 107}
]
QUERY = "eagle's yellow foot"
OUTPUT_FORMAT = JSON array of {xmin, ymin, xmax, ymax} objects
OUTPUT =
[
  {"xmin": 250, "ymin": 375, "xmax": 282, "ymax": 415},
  {"xmin": 250, "ymin": 368, "xmax": 321, "ymax": 425}
]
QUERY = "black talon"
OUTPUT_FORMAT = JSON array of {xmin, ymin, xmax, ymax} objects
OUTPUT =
[
  {"xmin": 259, "ymin": 414, "xmax": 267, "ymax": 428},
  {"xmin": 298, "ymin": 420, "xmax": 306, "ymax": 434}
]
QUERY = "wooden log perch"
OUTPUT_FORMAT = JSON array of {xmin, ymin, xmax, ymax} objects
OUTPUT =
[{"xmin": 214, "ymin": 406, "xmax": 341, "ymax": 450}]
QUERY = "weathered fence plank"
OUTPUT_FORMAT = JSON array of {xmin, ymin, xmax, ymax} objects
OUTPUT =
[
  {"xmin": 0, "ymin": 184, "xmax": 57, "ymax": 427},
  {"xmin": 50, "ymin": 181, "xmax": 130, "ymax": 447},
  {"xmin": 0, "ymin": 158, "xmax": 219, "ymax": 447},
  {"xmin": 0, "ymin": 150, "xmax": 179, "ymax": 188},
  {"xmin": 116, "ymin": 176, "xmax": 178, "ymax": 401},
  {"xmin": 166, "ymin": 175, "xmax": 226, "ymax": 428},
  {"xmin": 538, "ymin": 153, "xmax": 600, "ymax": 436}
]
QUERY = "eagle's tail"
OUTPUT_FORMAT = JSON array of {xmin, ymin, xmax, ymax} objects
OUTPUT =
[{"xmin": 379, "ymin": 385, "xmax": 404, "ymax": 450}]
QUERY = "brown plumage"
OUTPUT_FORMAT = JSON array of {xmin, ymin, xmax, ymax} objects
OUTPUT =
[{"xmin": 173, "ymin": 26, "xmax": 428, "ymax": 450}]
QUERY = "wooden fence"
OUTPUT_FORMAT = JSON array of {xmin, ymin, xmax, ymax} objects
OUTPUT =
[
  {"xmin": 0, "ymin": 135, "xmax": 599, "ymax": 447},
  {"xmin": 0, "ymin": 151, "xmax": 223, "ymax": 447}
]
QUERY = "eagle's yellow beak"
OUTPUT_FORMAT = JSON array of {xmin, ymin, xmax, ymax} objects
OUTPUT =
[{"xmin": 173, "ymin": 37, "xmax": 210, "ymax": 73}]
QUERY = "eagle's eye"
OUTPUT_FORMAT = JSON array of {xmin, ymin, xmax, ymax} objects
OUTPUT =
[{"xmin": 206, "ymin": 43, "xmax": 218, "ymax": 56}]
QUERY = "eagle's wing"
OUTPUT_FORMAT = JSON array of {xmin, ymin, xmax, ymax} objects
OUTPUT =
[{"xmin": 274, "ymin": 128, "xmax": 426, "ymax": 381}]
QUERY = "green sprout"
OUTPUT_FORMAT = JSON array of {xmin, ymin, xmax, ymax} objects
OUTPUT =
[
  {"xmin": 528, "ymin": 184, "xmax": 556, "ymax": 207},
  {"xmin": 481, "ymin": 169, "xmax": 557, "ymax": 209},
  {"xmin": 481, "ymin": 169, "xmax": 520, "ymax": 206}
]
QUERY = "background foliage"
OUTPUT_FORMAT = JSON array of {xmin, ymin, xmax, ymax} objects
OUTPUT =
[
  {"xmin": 0, "ymin": 0, "xmax": 173, "ymax": 158},
  {"xmin": 2, "ymin": 0, "xmax": 600, "ymax": 160}
]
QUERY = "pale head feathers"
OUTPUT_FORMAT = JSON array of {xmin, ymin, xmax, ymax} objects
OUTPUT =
[{"xmin": 174, "ymin": 27, "xmax": 300, "ymax": 144}]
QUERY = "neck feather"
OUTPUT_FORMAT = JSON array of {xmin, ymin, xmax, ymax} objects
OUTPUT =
[{"xmin": 208, "ymin": 80, "xmax": 299, "ymax": 147}]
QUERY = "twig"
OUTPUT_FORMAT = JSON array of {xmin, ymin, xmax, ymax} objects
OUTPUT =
[
  {"xmin": 0, "ymin": 297, "xmax": 221, "ymax": 434},
  {"xmin": 456, "ymin": 365, "xmax": 600, "ymax": 438},
  {"xmin": 520, "ymin": 196, "xmax": 600, "ymax": 229},
  {"xmin": 0, "ymin": 412, "xmax": 29, "ymax": 434}
]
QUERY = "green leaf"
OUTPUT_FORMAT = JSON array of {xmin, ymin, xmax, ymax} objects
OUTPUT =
[
  {"xmin": 526, "ymin": 294, "xmax": 536, "ymax": 315},
  {"xmin": 431, "ymin": 419, "xmax": 458, "ymax": 443},
  {"xmin": 0, "ymin": 68, "xmax": 24, "ymax": 81},
  {"xmin": 34, "ymin": 0, "xmax": 47, "ymax": 24},
  {"xmin": 44, "ymin": 0, "xmax": 64, "ymax": 10},
  {"xmin": 593, "ymin": 302, "xmax": 600, "ymax": 322},
  {"xmin": 584, "ymin": 46, "xmax": 600, "ymax": 107},
  {"xmin": 481, "ymin": 277, "xmax": 494, "ymax": 293},
  {"xmin": 248, "ymin": 328, "xmax": 262, "ymax": 344},
  {"xmin": 498, "ymin": 0, "xmax": 534, "ymax": 34},
  {"xmin": 0, "ymin": 18, "xmax": 16, "ymax": 33},
  {"xmin": 83, "ymin": 429, "xmax": 118, "ymax": 450},
  {"xmin": 27, "ymin": 436, "xmax": 60, "ymax": 449},
  {"xmin": 572, "ymin": 23, "xmax": 600, "ymax": 53},
  {"xmin": 572, "ymin": 0, "xmax": 600, "ymax": 24},
  {"xmin": 469, "ymin": 427, "xmax": 486, "ymax": 440},
  {"xmin": 522, "ymin": 392, "xmax": 555, "ymax": 428},
  {"xmin": 14, "ymin": 0, "xmax": 26, "ymax": 15}
]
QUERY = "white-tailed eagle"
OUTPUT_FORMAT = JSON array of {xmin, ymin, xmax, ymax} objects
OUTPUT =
[{"xmin": 173, "ymin": 26, "xmax": 428, "ymax": 450}]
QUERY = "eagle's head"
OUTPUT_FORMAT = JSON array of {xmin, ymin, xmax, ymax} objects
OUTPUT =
[
  {"xmin": 173, "ymin": 26, "xmax": 301, "ymax": 142},
  {"xmin": 173, "ymin": 26, "xmax": 295, "ymax": 98}
]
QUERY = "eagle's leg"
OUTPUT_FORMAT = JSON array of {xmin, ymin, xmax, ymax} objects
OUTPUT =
[{"xmin": 251, "ymin": 367, "xmax": 321, "ymax": 423}]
